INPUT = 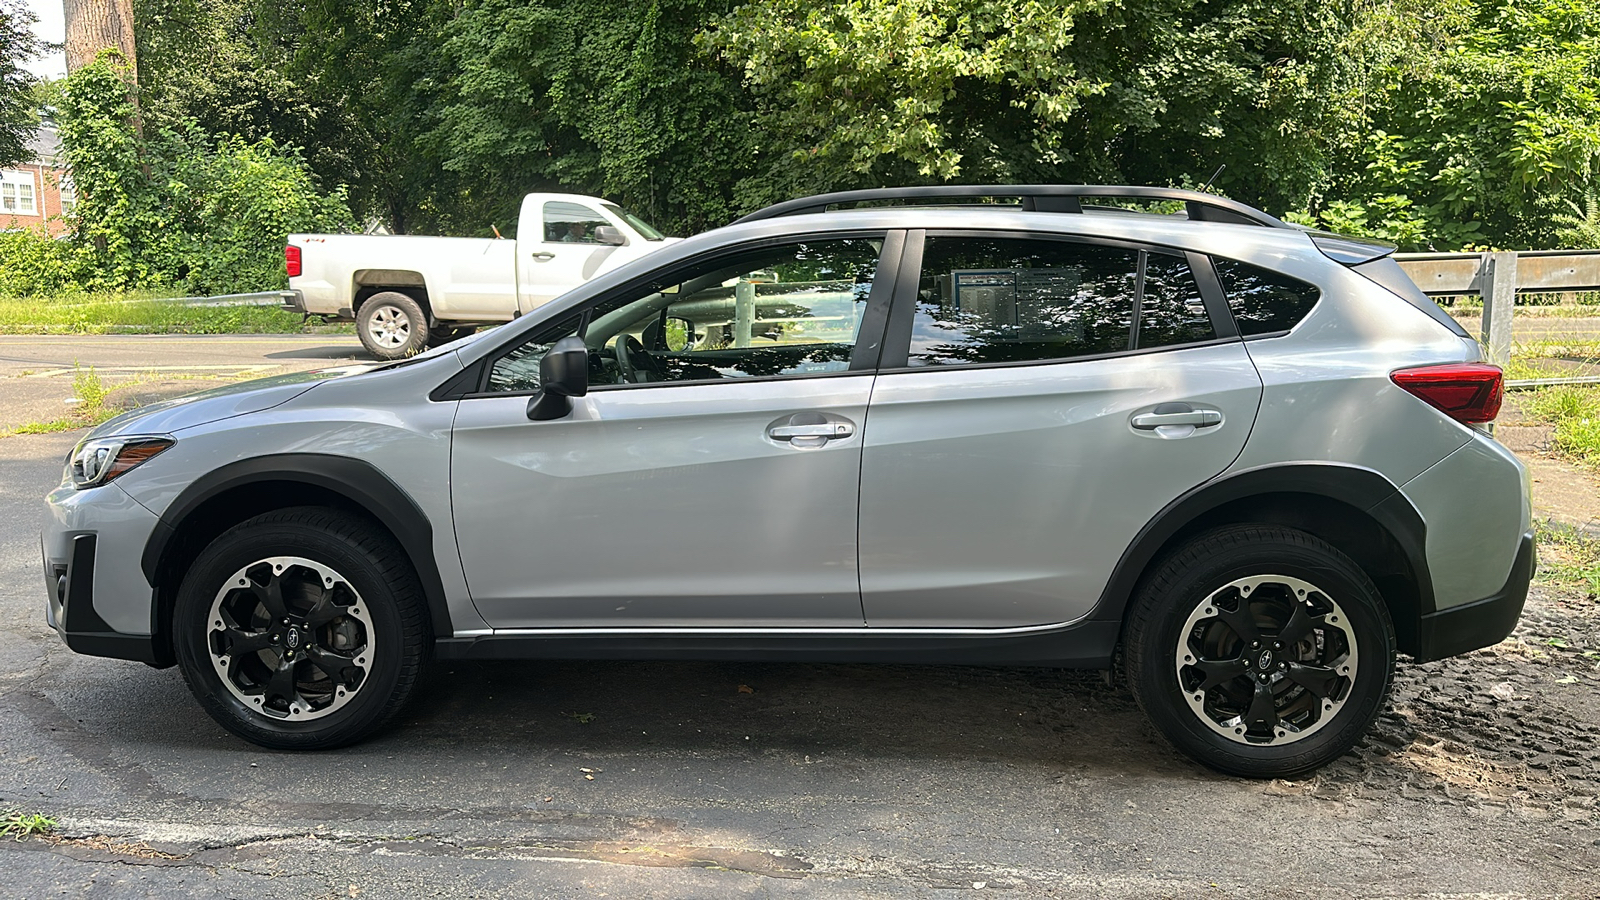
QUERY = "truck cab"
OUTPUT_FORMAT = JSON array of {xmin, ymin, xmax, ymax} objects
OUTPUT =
[{"xmin": 286, "ymin": 192, "xmax": 676, "ymax": 359}]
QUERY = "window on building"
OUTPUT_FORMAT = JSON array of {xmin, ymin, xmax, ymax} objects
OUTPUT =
[{"xmin": 1, "ymin": 170, "xmax": 37, "ymax": 215}]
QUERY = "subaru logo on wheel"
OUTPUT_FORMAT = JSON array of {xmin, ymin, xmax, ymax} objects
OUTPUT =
[
  {"xmin": 286, "ymin": 629, "xmax": 301, "ymax": 650},
  {"xmin": 1258, "ymin": 650, "xmax": 1272, "ymax": 670}
]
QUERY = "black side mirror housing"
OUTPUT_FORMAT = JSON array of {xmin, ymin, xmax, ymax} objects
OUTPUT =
[
  {"xmin": 526, "ymin": 335, "xmax": 590, "ymax": 421},
  {"xmin": 593, "ymin": 225, "xmax": 626, "ymax": 246}
]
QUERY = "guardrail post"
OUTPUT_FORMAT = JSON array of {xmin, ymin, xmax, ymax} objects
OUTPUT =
[{"xmin": 1480, "ymin": 251, "xmax": 1517, "ymax": 368}]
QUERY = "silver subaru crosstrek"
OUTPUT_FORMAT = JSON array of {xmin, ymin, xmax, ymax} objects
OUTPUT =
[{"xmin": 43, "ymin": 186, "xmax": 1531, "ymax": 777}]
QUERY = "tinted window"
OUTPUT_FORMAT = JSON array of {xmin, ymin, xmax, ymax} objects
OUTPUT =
[
  {"xmin": 487, "ymin": 238, "xmax": 883, "ymax": 391},
  {"xmin": 1215, "ymin": 259, "xmax": 1322, "ymax": 336},
  {"xmin": 1139, "ymin": 253, "xmax": 1213, "ymax": 349},
  {"xmin": 907, "ymin": 238, "xmax": 1215, "ymax": 366},
  {"xmin": 909, "ymin": 238, "xmax": 1138, "ymax": 366}
]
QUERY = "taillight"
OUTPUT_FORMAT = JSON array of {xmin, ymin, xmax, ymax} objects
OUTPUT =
[
  {"xmin": 1391, "ymin": 363, "xmax": 1503, "ymax": 425},
  {"xmin": 285, "ymin": 244, "xmax": 302, "ymax": 278}
]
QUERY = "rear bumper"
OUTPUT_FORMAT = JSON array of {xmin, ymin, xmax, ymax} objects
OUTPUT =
[
  {"xmin": 1414, "ymin": 530, "xmax": 1534, "ymax": 662},
  {"xmin": 280, "ymin": 289, "xmax": 306, "ymax": 313}
]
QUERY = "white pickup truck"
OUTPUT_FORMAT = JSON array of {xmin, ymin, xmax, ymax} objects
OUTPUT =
[{"xmin": 285, "ymin": 193, "xmax": 678, "ymax": 359}]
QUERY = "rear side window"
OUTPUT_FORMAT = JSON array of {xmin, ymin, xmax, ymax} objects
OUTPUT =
[
  {"xmin": 907, "ymin": 237, "xmax": 1215, "ymax": 367},
  {"xmin": 1214, "ymin": 259, "xmax": 1321, "ymax": 336}
]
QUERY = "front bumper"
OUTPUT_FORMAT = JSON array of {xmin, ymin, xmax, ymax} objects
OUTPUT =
[
  {"xmin": 43, "ymin": 481, "xmax": 170, "ymax": 667},
  {"xmin": 1414, "ymin": 531, "xmax": 1535, "ymax": 662},
  {"xmin": 45, "ymin": 534, "xmax": 164, "ymax": 665}
]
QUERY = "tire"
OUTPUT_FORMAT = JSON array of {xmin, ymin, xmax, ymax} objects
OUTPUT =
[
  {"xmin": 173, "ymin": 507, "xmax": 429, "ymax": 750},
  {"xmin": 357, "ymin": 291, "xmax": 428, "ymax": 360},
  {"xmin": 1123, "ymin": 525, "xmax": 1395, "ymax": 778}
]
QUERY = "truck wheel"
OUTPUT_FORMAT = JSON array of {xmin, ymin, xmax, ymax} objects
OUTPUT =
[
  {"xmin": 172, "ymin": 507, "xmax": 429, "ymax": 750},
  {"xmin": 357, "ymin": 291, "xmax": 428, "ymax": 360},
  {"xmin": 1123, "ymin": 525, "xmax": 1395, "ymax": 778}
]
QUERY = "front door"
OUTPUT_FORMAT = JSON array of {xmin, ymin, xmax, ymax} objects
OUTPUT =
[
  {"xmin": 858, "ymin": 233, "xmax": 1264, "ymax": 628},
  {"xmin": 453, "ymin": 234, "xmax": 896, "ymax": 628},
  {"xmin": 516, "ymin": 200, "xmax": 628, "ymax": 312}
]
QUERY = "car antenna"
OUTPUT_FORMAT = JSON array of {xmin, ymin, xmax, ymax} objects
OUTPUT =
[
  {"xmin": 491, "ymin": 224, "xmax": 504, "ymax": 239},
  {"xmin": 1200, "ymin": 165, "xmax": 1225, "ymax": 193}
]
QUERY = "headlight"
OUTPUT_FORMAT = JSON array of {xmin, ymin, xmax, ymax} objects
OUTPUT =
[{"xmin": 68, "ymin": 436, "xmax": 174, "ymax": 489}]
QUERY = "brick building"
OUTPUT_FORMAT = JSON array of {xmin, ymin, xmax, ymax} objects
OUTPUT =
[{"xmin": 1, "ymin": 126, "xmax": 73, "ymax": 236}]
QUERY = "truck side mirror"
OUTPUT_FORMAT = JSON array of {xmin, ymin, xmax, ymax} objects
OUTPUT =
[
  {"xmin": 593, "ymin": 225, "xmax": 626, "ymax": 246},
  {"xmin": 526, "ymin": 336, "xmax": 590, "ymax": 421}
]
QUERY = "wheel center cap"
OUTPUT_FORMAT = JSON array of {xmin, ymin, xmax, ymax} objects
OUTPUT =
[
  {"xmin": 1257, "ymin": 649, "xmax": 1273, "ymax": 670},
  {"xmin": 285, "ymin": 628, "xmax": 301, "ymax": 650}
]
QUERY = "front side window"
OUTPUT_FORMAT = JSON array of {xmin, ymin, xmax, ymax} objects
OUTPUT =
[
  {"xmin": 1214, "ymin": 258, "xmax": 1322, "ymax": 336},
  {"xmin": 487, "ymin": 238, "xmax": 884, "ymax": 393},
  {"xmin": 906, "ymin": 236, "xmax": 1215, "ymax": 367},
  {"xmin": 543, "ymin": 201, "xmax": 611, "ymax": 244}
]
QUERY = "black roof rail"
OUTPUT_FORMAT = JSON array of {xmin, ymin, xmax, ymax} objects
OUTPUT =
[{"xmin": 732, "ymin": 184, "xmax": 1290, "ymax": 229}]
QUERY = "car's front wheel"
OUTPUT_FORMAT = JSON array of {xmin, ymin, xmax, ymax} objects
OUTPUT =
[
  {"xmin": 173, "ymin": 507, "xmax": 428, "ymax": 749},
  {"xmin": 1124, "ymin": 525, "xmax": 1395, "ymax": 778}
]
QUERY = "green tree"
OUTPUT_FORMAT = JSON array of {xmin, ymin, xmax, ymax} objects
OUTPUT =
[
  {"xmin": 1306, "ymin": 0, "xmax": 1600, "ymax": 249},
  {"xmin": 0, "ymin": 0, "xmax": 41, "ymax": 167}
]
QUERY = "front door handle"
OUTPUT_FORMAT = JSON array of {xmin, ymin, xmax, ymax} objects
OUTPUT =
[
  {"xmin": 530, "ymin": 251, "xmax": 556, "ymax": 261},
  {"xmin": 767, "ymin": 413, "xmax": 855, "ymax": 448},
  {"xmin": 1130, "ymin": 409, "xmax": 1222, "ymax": 429}
]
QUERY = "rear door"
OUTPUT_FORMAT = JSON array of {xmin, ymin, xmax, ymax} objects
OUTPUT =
[{"xmin": 858, "ymin": 231, "xmax": 1262, "ymax": 628}]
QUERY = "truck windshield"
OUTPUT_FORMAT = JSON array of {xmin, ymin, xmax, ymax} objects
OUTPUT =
[{"xmin": 603, "ymin": 203, "xmax": 667, "ymax": 241}]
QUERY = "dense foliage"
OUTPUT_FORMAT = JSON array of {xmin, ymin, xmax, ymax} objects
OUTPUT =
[
  {"xmin": 0, "ymin": 54, "xmax": 352, "ymax": 296},
  {"xmin": 19, "ymin": 0, "xmax": 1600, "ymax": 257},
  {"xmin": 0, "ymin": 0, "xmax": 40, "ymax": 167}
]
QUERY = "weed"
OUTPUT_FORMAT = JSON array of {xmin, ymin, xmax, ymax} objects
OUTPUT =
[
  {"xmin": 0, "ymin": 811, "xmax": 57, "ymax": 841},
  {"xmin": 4, "ymin": 364, "xmax": 125, "ymax": 436},
  {"xmin": 1536, "ymin": 523, "xmax": 1600, "ymax": 595}
]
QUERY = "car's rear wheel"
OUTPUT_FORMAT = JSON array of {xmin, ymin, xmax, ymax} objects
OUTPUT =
[
  {"xmin": 357, "ymin": 291, "xmax": 428, "ymax": 360},
  {"xmin": 173, "ymin": 507, "xmax": 428, "ymax": 749},
  {"xmin": 1124, "ymin": 525, "xmax": 1395, "ymax": 778}
]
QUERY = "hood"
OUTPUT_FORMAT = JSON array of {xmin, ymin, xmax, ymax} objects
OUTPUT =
[{"xmin": 87, "ymin": 363, "xmax": 382, "ymax": 438}]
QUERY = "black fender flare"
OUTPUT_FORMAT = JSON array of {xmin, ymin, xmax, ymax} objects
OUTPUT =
[
  {"xmin": 141, "ymin": 453, "xmax": 455, "ymax": 640},
  {"xmin": 1086, "ymin": 462, "xmax": 1432, "ymax": 623}
]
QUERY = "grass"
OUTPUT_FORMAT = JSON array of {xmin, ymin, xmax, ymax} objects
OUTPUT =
[
  {"xmin": 1536, "ymin": 523, "xmax": 1600, "ymax": 595},
  {"xmin": 0, "ymin": 291, "xmax": 346, "ymax": 335},
  {"xmin": 1520, "ymin": 384, "xmax": 1600, "ymax": 462},
  {"xmin": 0, "ymin": 811, "xmax": 57, "ymax": 841},
  {"xmin": 4, "ymin": 365, "xmax": 127, "ymax": 436}
]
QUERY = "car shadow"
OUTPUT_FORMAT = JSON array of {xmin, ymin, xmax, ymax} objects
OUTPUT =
[{"xmin": 263, "ymin": 345, "xmax": 367, "ymax": 361}]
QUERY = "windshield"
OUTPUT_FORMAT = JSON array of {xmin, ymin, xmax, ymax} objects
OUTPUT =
[{"xmin": 603, "ymin": 203, "xmax": 667, "ymax": 241}]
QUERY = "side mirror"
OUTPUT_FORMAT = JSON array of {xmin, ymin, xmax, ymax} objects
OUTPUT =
[
  {"xmin": 664, "ymin": 316, "xmax": 694, "ymax": 352},
  {"xmin": 526, "ymin": 335, "xmax": 590, "ymax": 421},
  {"xmin": 593, "ymin": 225, "xmax": 626, "ymax": 246}
]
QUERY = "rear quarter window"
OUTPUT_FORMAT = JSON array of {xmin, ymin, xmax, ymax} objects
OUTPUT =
[{"xmin": 1214, "ymin": 259, "xmax": 1321, "ymax": 336}]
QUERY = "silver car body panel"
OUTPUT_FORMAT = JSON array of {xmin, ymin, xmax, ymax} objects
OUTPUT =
[
  {"xmin": 451, "ymin": 375, "xmax": 875, "ymax": 628},
  {"xmin": 43, "ymin": 481, "xmax": 164, "ymax": 635},
  {"xmin": 109, "ymin": 355, "xmax": 489, "ymax": 634},
  {"xmin": 1399, "ymin": 433, "xmax": 1531, "ymax": 611},
  {"xmin": 859, "ymin": 342, "xmax": 1262, "ymax": 627}
]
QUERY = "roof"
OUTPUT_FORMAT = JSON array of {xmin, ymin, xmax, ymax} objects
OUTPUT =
[{"xmin": 24, "ymin": 126, "xmax": 62, "ymax": 167}]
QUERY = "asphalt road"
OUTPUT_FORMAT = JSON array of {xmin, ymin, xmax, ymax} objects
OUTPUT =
[
  {"xmin": 1, "ymin": 335, "xmax": 1599, "ymax": 897},
  {"xmin": 0, "ymin": 334, "xmax": 365, "ymax": 432}
]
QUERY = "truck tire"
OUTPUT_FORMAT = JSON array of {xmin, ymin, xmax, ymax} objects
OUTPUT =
[{"xmin": 357, "ymin": 291, "xmax": 429, "ymax": 360}]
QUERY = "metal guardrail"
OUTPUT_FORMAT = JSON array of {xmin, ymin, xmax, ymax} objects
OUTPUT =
[
  {"xmin": 1394, "ymin": 250, "xmax": 1600, "ymax": 387},
  {"xmin": 153, "ymin": 290, "xmax": 295, "ymax": 308}
]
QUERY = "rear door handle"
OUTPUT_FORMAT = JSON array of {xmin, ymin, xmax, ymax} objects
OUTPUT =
[
  {"xmin": 1131, "ymin": 409, "xmax": 1222, "ymax": 429},
  {"xmin": 530, "ymin": 251, "xmax": 556, "ymax": 261},
  {"xmin": 767, "ymin": 413, "xmax": 856, "ymax": 448}
]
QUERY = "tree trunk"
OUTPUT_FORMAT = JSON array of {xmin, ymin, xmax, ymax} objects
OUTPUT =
[{"xmin": 62, "ymin": 0, "xmax": 137, "ymax": 80}]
